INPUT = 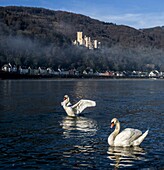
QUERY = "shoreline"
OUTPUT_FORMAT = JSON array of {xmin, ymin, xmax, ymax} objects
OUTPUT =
[{"xmin": 0, "ymin": 70, "xmax": 162, "ymax": 80}]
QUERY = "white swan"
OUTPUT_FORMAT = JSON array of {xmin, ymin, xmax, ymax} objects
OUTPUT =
[
  {"xmin": 108, "ymin": 118, "xmax": 149, "ymax": 147},
  {"xmin": 61, "ymin": 95, "xmax": 96, "ymax": 117}
]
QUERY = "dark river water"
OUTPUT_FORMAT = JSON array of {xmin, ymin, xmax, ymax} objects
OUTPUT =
[{"xmin": 0, "ymin": 79, "xmax": 163, "ymax": 169}]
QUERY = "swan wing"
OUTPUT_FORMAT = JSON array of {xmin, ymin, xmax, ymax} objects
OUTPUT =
[
  {"xmin": 132, "ymin": 130, "xmax": 149, "ymax": 146},
  {"xmin": 72, "ymin": 99, "xmax": 96, "ymax": 114},
  {"xmin": 115, "ymin": 128, "xmax": 142, "ymax": 146}
]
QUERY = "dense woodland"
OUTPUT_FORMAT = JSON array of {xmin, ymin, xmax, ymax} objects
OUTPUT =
[{"xmin": 0, "ymin": 6, "xmax": 164, "ymax": 72}]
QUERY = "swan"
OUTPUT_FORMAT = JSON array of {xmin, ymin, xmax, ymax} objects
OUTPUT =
[
  {"xmin": 108, "ymin": 118, "xmax": 149, "ymax": 147},
  {"xmin": 61, "ymin": 95, "xmax": 96, "ymax": 117}
]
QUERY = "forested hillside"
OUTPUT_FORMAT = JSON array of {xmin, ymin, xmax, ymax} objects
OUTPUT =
[{"xmin": 0, "ymin": 6, "xmax": 164, "ymax": 72}]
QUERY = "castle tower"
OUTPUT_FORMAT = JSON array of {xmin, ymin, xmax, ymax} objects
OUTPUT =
[
  {"xmin": 77, "ymin": 32, "xmax": 83, "ymax": 45},
  {"xmin": 88, "ymin": 37, "xmax": 93, "ymax": 49},
  {"xmin": 84, "ymin": 36, "xmax": 89, "ymax": 48},
  {"xmin": 94, "ymin": 40, "xmax": 98, "ymax": 49}
]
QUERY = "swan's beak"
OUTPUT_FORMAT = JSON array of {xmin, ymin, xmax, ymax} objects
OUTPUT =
[
  {"xmin": 63, "ymin": 97, "xmax": 67, "ymax": 101},
  {"xmin": 110, "ymin": 122, "xmax": 115, "ymax": 128}
]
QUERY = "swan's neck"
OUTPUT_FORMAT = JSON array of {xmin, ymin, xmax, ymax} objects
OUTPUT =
[
  {"xmin": 65, "ymin": 98, "xmax": 71, "ymax": 106},
  {"xmin": 108, "ymin": 121, "xmax": 120, "ymax": 146},
  {"xmin": 114, "ymin": 121, "xmax": 120, "ymax": 135},
  {"xmin": 63, "ymin": 99, "xmax": 69, "ymax": 106}
]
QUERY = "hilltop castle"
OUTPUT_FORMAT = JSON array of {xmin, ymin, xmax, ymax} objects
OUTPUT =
[{"xmin": 73, "ymin": 32, "xmax": 101, "ymax": 49}]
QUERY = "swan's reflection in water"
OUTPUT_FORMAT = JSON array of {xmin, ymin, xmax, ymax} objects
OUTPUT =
[
  {"xmin": 60, "ymin": 116, "xmax": 97, "ymax": 138},
  {"xmin": 107, "ymin": 146, "xmax": 147, "ymax": 168}
]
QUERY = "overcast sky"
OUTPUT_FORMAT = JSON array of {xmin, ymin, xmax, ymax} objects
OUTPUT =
[{"xmin": 0, "ymin": 0, "xmax": 164, "ymax": 29}]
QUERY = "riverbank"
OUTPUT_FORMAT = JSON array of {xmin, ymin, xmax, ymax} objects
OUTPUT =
[{"xmin": 0, "ymin": 70, "xmax": 162, "ymax": 80}]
